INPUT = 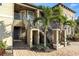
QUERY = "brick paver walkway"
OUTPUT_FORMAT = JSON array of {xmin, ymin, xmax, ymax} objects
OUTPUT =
[
  {"xmin": 13, "ymin": 42, "xmax": 79, "ymax": 56},
  {"xmin": 4, "ymin": 50, "xmax": 13, "ymax": 56}
]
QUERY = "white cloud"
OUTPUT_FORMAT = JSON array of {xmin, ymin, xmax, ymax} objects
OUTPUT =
[{"xmin": 70, "ymin": 4, "xmax": 78, "ymax": 7}]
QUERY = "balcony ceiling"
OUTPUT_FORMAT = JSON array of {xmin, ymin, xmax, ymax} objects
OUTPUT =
[{"xmin": 14, "ymin": 3, "xmax": 37, "ymax": 12}]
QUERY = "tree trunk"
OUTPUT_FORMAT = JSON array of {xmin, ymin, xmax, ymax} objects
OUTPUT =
[
  {"xmin": 60, "ymin": 23, "xmax": 63, "ymax": 30},
  {"xmin": 59, "ymin": 23, "xmax": 63, "ymax": 43}
]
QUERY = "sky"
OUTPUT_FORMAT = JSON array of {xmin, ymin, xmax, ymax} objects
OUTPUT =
[{"xmin": 34, "ymin": 3, "xmax": 79, "ymax": 19}]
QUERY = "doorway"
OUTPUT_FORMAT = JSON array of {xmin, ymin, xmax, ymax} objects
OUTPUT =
[
  {"xmin": 13, "ymin": 27, "xmax": 21, "ymax": 41},
  {"xmin": 32, "ymin": 30, "xmax": 38, "ymax": 45},
  {"xmin": 13, "ymin": 26, "xmax": 27, "ymax": 49}
]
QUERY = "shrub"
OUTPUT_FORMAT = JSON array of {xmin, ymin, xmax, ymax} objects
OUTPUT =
[
  {"xmin": 0, "ymin": 41, "xmax": 7, "ymax": 49},
  {"xmin": 31, "ymin": 44, "xmax": 50, "ymax": 52},
  {"xmin": 31, "ymin": 45, "xmax": 38, "ymax": 51},
  {"xmin": 67, "ymin": 34, "xmax": 79, "ymax": 41},
  {"xmin": 0, "ymin": 41, "xmax": 7, "ymax": 55},
  {"xmin": 47, "ymin": 42, "xmax": 53, "ymax": 49}
]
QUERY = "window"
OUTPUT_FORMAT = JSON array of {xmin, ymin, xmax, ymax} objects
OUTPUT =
[
  {"xmin": 27, "ymin": 11, "xmax": 34, "ymax": 20},
  {"xmin": 14, "ymin": 12, "xmax": 20, "ymax": 20},
  {"xmin": 27, "ymin": 11, "xmax": 34, "ymax": 26},
  {"xmin": 20, "ymin": 10, "xmax": 27, "ymax": 20},
  {"xmin": 20, "ymin": 11, "xmax": 25, "ymax": 20}
]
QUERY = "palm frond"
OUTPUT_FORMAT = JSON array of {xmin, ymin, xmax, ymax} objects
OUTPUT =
[{"xmin": 64, "ymin": 20, "xmax": 77, "ymax": 27}]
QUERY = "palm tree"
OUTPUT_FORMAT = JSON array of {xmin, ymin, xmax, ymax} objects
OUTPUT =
[
  {"xmin": 51, "ymin": 6, "xmax": 70, "ymax": 44},
  {"xmin": 64, "ymin": 20, "xmax": 76, "ymax": 27},
  {"xmin": 52, "ymin": 6, "xmax": 67, "ymax": 29},
  {"xmin": 52, "ymin": 6, "xmax": 76, "ymax": 29},
  {"xmin": 64, "ymin": 20, "xmax": 76, "ymax": 36},
  {"xmin": 34, "ymin": 6, "xmax": 53, "ymax": 47}
]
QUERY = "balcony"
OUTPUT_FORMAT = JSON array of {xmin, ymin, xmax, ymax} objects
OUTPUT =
[
  {"xmin": 13, "ymin": 19, "xmax": 24, "ymax": 27},
  {"xmin": 13, "ymin": 12, "xmax": 35, "ymax": 27},
  {"xmin": 13, "ymin": 12, "xmax": 24, "ymax": 27}
]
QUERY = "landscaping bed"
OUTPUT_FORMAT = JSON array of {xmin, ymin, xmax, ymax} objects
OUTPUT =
[
  {"xmin": 30, "ymin": 44, "xmax": 52, "ymax": 52},
  {"xmin": 0, "ymin": 41, "xmax": 6, "ymax": 56},
  {"xmin": 67, "ymin": 34, "xmax": 79, "ymax": 42}
]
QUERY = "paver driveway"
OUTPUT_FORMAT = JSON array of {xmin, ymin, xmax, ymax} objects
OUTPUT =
[{"xmin": 13, "ymin": 42, "xmax": 79, "ymax": 56}]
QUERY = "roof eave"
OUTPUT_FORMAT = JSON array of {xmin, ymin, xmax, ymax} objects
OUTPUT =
[{"xmin": 52, "ymin": 3, "xmax": 76, "ymax": 13}]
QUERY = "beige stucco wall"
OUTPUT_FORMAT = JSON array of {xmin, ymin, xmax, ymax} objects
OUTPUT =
[
  {"xmin": 61, "ymin": 6, "xmax": 75, "ymax": 20},
  {"xmin": 0, "ymin": 3, "xmax": 14, "ymax": 47}
]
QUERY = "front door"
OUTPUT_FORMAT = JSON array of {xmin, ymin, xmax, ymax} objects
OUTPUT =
[{"xmin": 13, "ymin": 27, "xmax": 21, "ymax": 41}]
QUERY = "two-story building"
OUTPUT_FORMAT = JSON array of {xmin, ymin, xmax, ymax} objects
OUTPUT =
[{"xmin": 0, "ymin": 3, "xmax": 76, "ymax": 49}]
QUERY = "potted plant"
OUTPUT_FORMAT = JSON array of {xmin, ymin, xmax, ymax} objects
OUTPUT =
[{"xmin": 0, "ymin": 41, "xmax": 7, "ymax": 56}]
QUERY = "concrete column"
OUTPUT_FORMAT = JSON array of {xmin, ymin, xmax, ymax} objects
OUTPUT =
[
  {"xmin": 27, "ymin": 29, "xmax": 33, "ymax": 48},
  {"xmin": 64, "ymin": 30, "xmax": 67, "ymax": 47},
  {"xmin": 36, "ymin": 9, "xmax": 40, "ymax": 28},
  {"xmin": 30, "ymin": 29, "xmax": 33, "ymax": 48},
  {"xmin": 56, "ymin": 30, "xmax": 59, "ymax": 50},
  {"xmin": 44, "ymin": 33, "xmax": 46, "ymax": 47},
  {"xmin": 37, "ymin": 29, "xmax": 40, "ymax": 45},
  {"xmin": 28, "ymin": 29, "xmax": 32, "ymax": 48},
  {"xmin": 27, "ymin": 29, "xmax": 29, "ymax": 47}
]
